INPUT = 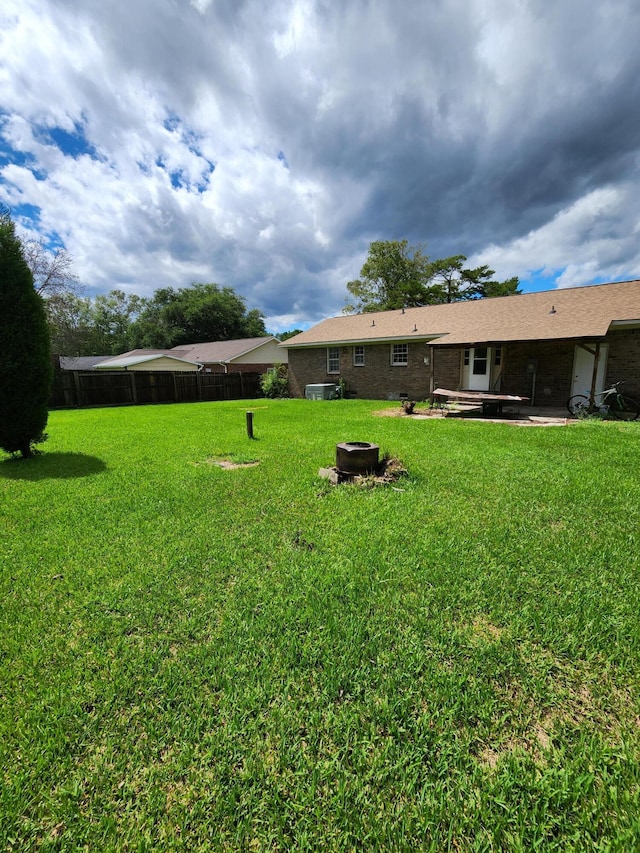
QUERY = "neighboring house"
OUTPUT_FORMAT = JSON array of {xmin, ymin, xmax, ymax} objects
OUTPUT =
[
  {"xmin": 92, "ymin": 337, "xmax": 286, "ymax": 374},
  {"xmin": 94, "ymin": 351, "xmax": 201, "ymax": 372},
  {"xmin": 282, "ymin": 280, "xmax": 640, "ymax": 406},
  {"xmin": 58, "ymin": 356, "xmax": 111, "ymax": 371},
  {"xmin": 171, "ymin": 337, "xmax": 287, "ymax": 373}
]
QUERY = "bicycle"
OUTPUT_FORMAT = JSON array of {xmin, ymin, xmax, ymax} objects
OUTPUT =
[{"xmin": 567, "ymin": 381, "xmax": 640, "ymax": 421}]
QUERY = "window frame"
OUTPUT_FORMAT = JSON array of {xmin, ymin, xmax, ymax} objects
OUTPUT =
[
  {"xmin": 353, "ymin": 345, "xmax": 365, "ymax": 366},
  {"xmin": 327, "ymin": 346, "xmax": 340, "ymax": 374},
  {"xmin": 391, "ymin": 343, "xmax": 409, "ymax": 366},
  {"xmin": 472, "ymin": 346, "xmax": 488, "ymax": 376}
]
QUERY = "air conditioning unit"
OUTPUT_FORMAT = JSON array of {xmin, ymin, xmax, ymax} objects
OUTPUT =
[{"xmin": 305, "ymin": 383, "xmax": 337, "ymax": 400}]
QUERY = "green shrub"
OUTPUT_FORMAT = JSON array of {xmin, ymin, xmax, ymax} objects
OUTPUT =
[{"xmin": 260, "ymin": 362, "xmax": 289, "ymax": 398}]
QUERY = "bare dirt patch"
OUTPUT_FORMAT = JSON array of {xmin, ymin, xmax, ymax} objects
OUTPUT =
[
  {"xmin": 213, "ymin": 459, "xmax": 259, "ymax": 469},
  {"xmin": 197, "ymin": 458, "xmax": 260, "ymax": 469}
]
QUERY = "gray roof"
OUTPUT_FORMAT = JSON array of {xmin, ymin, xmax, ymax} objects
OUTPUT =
[
  {"xmin": 58, "ymin": 356, "xmax": 111, "ymax": 371},
  {"xmin": 94, "ymin": 353, "xmax": 201, "ymax": 369}
]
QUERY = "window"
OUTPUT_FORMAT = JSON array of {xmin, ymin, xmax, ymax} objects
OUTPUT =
[
  {"xmin": 463, "ymin": 349, "xmax": 470, "ymax": 366},
  {"xmin": 327, "ymin": 346, "xmax": 340, "ymax": 373},
  {"xmin": 391, "ymin": 343, "xmax": 408, "ymax": 365},
  {"xmin": 472, "ymin": 346, "xmax": 488, "ymax": 375},
  {"xmin": 353, "ymin": 345, "xmax": 365, "ymax": 366},
  {"xmin": 494, "ymin": 347, "xmax": 502, "ymax": 366}
]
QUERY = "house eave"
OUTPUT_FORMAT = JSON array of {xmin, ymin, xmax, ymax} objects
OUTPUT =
[
  {"xmin": 431, "ymin": 332, "xmax": 613, "ymax": 348},
  {"xmin": 610, "ymin": 319, "xmax": 640, "ymax": 328},
  {"xmin": 284, "ymin": 334, "xmax": 444, "ymax": 348}
]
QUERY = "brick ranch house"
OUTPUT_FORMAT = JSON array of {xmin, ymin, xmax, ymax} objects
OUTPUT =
[{"xmin": 282, "ymin": 280, "xmax": 640, "ymax": 406}]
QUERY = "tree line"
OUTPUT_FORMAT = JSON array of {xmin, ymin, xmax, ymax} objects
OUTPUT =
[
  {"xmin": 16, "ymin": 238, "xmax": 268, "ymax": 356},
  {"xmin": 45, "ymin": 285, "xmax": 268, "ymax": 357}
]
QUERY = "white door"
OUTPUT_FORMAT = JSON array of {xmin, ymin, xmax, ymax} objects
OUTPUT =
[
  {"xmin": 571, "ymin": 344, "xmax": 608, "ymax": 398},
  {"xmin": 462, "ymin": 347, "xmax": 491, "ymax": 391}
]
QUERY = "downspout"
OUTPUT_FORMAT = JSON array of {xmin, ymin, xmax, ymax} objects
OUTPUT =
[{"xmin": 428, "ymin": 345, "xmax": 435, "ymax": 398}]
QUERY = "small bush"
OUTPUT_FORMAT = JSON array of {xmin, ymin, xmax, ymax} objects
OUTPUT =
[{"xmin": 260, "ymin": 363, "xmax": 289, "ymax": 398}]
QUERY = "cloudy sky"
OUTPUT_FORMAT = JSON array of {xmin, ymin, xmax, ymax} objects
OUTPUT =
[{"xmin": 1, "ymin": 0, "xmax": 639, "ymax": 331}]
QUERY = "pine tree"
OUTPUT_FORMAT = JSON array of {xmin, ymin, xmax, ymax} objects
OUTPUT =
[{"xmin": 0, "ymin": 210, "xmax": 52, "ymax": 457}]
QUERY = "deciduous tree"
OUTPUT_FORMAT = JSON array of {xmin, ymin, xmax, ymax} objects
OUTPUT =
[
  {"xmin": 45, "ymin": 292, "xmax": 96, "ymax": 355},
  {"xmin": 129, "ymin": 284, "xmax": 267, "ymax": 348},
  {"xmin": 91, "ymin": 290, "xmax": 142, "ymax": 354},
  {"xmin": 22, "ymin": 239, "xmax": 81, "ymax": 296},
  {"xmin": 345, "ymin": 240, "xmax": 431, "ymax": 313}
]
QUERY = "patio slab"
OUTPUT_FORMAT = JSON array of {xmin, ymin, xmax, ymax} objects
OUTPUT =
[{"xmin": 377, "ymin": 404, "xmax": 574, "ymax": 426}]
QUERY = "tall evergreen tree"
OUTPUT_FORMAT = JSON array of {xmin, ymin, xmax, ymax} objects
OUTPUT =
[{"xmin": 0, "ymin": 210, "xmax": 52, "ymax": 458}]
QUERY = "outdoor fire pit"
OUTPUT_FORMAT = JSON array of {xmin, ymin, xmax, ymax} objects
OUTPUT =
[{"xmin": 335, "ymin": 441, "xmax": 380, "ymax": 475}]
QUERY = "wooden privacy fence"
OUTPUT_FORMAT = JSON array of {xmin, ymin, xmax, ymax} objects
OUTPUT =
[{"xmin": 50, "ymin": 370, "xmax": 263, "ymax": 409}]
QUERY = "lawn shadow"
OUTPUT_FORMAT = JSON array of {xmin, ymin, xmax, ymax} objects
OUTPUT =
[{"xmin": 0, "ymin": 452, "xmax": 107, "ymax": 481}]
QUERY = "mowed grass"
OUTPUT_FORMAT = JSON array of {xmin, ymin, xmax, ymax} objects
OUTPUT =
[{"xmin": 2, "ymin": 399, "xmax": 640, "ymax": 851}]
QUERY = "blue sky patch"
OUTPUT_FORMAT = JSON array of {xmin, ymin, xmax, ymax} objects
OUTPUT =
[
  {"xmin": 35, "ymin": 121, "xmax": 100, "ymax": 161},
  {"xmin": 13, "ymin": 202, "xmax": 41, "ymax": 225},
  {"xmin": 520, "ymin": 269, "xmax": 562, "ymax": 293}
]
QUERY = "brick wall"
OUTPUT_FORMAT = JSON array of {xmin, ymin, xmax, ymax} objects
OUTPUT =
[
  {"xmin": 431, "ymin": 347, "xmax": 460, "ymax": 393},
  {"xmin": 287, "ymin": 348, "xmax": 327, "ymax": 398},
  {"xmin": 501, "ymin": 341, "xmax": 575, "ymax": 405},
  {"xmin": 288, "ymin": 342, "xmax": 433, "ymax": 400},
  {"xmin": 502, "ymin": 332, "xmax": 640, "ymax": 406},
  {"xmin": 288, "ymin": 332, "xmax": 640, "ymax": 404},
  {"xmin": 605, "ymin": 329, "xmax": 640, "ymax": 399}
]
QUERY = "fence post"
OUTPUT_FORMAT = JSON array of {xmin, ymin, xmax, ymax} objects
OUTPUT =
[
  {"xmin": 73, "ymin": 371, "xmax": 81, "ymax": 407},
  {"xmin": 246, "ymin": 411, "xmax": 254, "ymax": 439}
]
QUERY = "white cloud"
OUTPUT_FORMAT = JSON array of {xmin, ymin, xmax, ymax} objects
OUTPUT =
[
  {"xmin": 1, "ymin": 0, "xmax": 640, "ymax": 329},
  {"xmin": 471, "ymin": 182, "xmax": 640, "ymax": 287}
]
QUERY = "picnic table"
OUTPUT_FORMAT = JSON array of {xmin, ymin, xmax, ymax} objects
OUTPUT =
[{"xmin": 433, "ymin": 388, "xmax": 530, "ymax": 416}]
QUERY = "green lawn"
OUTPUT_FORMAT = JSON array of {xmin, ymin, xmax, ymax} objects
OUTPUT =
[{"xmin": 2, "ymin": 400, "xmax": 640, "ymax": 851}]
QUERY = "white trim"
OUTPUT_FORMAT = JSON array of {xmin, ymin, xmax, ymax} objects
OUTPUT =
[
  {"xmin": 391, "ymin": 342, "xmax": 408, "ymax": 366},
  {"xmin": 326, "ymin": 346, "xmax": 340, "ymax": 373}
]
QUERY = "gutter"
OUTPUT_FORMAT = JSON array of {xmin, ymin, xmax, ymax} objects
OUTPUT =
[{"xmin": 285, "ymin": 334, "xmax": 443, "ymax": 348}]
